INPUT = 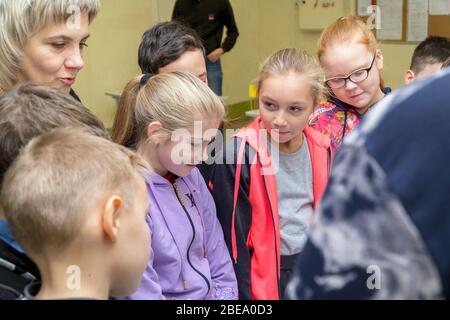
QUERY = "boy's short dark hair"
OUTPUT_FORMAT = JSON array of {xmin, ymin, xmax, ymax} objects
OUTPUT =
[
  {"xmin": 410, "ymin": 36, "xmax": 450, "ymax": 74},
  {"xmin": 0, "ymin": 83, "xmax": 109, "ymax": 189},
  {"xmin": 138, "ymin": 21, "xmax": 205, "ymax": 74}
]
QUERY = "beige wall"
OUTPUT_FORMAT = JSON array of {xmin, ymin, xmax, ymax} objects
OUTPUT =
[
  {"xmin": 223, "ymin": 0, "xmax": 416, "ymax": 104},
  {"xmin": 73, "ymin": 0, "xmax": 155, "ymax": 129},
  {"xmin": 75, "ymin": 0, "xmax": 418, "ymax": 127}
]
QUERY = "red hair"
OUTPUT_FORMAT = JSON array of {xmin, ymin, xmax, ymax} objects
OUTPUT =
[{"xmin": 317, "ymin": 16, "xmax": 385, "ymax": 90}]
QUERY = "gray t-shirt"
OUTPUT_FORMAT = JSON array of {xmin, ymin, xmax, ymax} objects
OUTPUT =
[{"xmin": 275, "ymin": 136, "xmax": 314, "ymax": 256}]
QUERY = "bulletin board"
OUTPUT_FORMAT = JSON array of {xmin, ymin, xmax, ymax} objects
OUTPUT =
[
  {"xmin": 429, "ymin": 15, "xmax": 450, "ymax": 38},
  {"xmin": 357, "ymin": 0, "xmax": 450, "ymax": 43}
]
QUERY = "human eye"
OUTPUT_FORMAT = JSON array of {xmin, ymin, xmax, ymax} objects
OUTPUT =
[
  {"xmin": 351, "ymin": 69, "xmax": 367, "ymax": 81},
  {"xmin": 263, "ymin": 101, "xmax": 277, "ymax": 110},
  {"xmin": 79, "ymin": 41, "xmax": 88, "ymax": 50},
  {"xmin": 326, "ymin": 78, "xmax": 345, "ymax": 88},
  {"xmin": 289, "ymin": 106, "xmax": 303, "ymax": 113},
  {"xmin": 50, "ymin": 42, "xmax": 65, "ymax": 49}
]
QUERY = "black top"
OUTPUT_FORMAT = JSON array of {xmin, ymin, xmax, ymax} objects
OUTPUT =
[
  {"xmin": 172, "ymin": 0, "xmax": 239, "ymax": 55},
  {"xmin": 69, "ymin": 89, "xmax": 81, "ymax": 103},
  {"xmin": 0, "ymin": 239, "xmax": 40, "ymax": 300},
  {"xmin": 210, "ymin": 139, "xmax": 254, "ymax": 300}
]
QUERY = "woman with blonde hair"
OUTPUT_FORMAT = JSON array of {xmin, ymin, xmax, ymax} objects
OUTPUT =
[{"xmin": 0, "ymin": 0, "xmax": 100, "ymax": 100}]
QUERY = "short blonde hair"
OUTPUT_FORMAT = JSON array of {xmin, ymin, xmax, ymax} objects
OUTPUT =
[
  {"xmin": 0, "ymin": 0, "xmax": 100, "ymax": 89},
  {"xmin": 112, "ymin": 71, "xmax": 225, "ymax": 149},
  {"xmin": 0, "ymin": 83, "xmax": 109, "ymax": 190},
  {"xmin": 0, "ymin": 128, "xmax": 147, "ymax": 254},
  {"xmin": 256, "ymin": 48, "xmax": 326, "ymax": 104}
]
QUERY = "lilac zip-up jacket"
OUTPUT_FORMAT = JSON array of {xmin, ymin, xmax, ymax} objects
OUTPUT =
[{"xmin": 126, "ymin": 168, "xmax": 237, "ymax": 300}]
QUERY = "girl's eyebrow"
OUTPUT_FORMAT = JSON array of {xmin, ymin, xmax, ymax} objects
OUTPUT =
[
  {"xmin": 260, "ymin": 95, "xmax": 276, "ymax": 101},
  {"xmin": 261, "ymin": 95, "xmax": 308, "ymax": 105}
]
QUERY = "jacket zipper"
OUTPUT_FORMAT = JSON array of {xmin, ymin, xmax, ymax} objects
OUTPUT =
[
  {"xmin": 172, "ymin": 182, "xmax": 211, "ymax": 299},
  {"xmin": 258, "ymin": 155, "xmax": 281, "ymax": 300}
]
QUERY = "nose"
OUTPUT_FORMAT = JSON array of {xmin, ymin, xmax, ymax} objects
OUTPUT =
[
  {"xmin": 273, "ymin": 112, "xmax": 287, "ymax": 128},
  {"xmin": 65, "ymin": 46, "xmax": 84, "ymax": 70}
]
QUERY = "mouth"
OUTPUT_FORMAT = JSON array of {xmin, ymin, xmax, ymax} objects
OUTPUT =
[
  {"xmin": 59, "ymin": 77, "xmax": 76, "ymax": 86},
  {"xmin": 274, "ymin": 131, "xmax": 291, "ymax": 136}
]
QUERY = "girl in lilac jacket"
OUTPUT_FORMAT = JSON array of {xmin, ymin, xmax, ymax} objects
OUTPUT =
[{"xmin": 112, "ymin": 71, "xmax": 237, "ymax": 300}]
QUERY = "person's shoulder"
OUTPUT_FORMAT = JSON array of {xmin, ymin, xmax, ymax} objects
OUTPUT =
[
  {"xmin": 309, "ymin": 101, "xmax": 340, "ymax": 123},
  {"xmin": 311, "ymin": 100, "xmax": 360, "ymax": 125},
  {"xmin": 359, "ymin": 70, "xmax": 450, "ymax": 142},
  {"xmin": 141, "ymin": 171, "xmax": 159, "ymax": 189},
  {"xmin": 186, "ymin": 167, "xmax": 205, "ymax": 187},
  {"xmin": 218, "ymin": 0, "xmax": 234, "ymax": 10}
]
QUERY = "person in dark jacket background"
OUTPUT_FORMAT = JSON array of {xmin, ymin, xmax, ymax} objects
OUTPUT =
[
  {"xmin": 172, "ymin": 0, "xmax": 239, "ymax": 96},
  {"xmin": 287, "ymin": 69, "xmax": 450, "ymax": 300}
]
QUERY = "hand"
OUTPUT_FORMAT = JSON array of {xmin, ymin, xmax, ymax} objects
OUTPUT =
[{"xmin": 207, "ymin": 48, "xmax": 224, "ymax": 63}]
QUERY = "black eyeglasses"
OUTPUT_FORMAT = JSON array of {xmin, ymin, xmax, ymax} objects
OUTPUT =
[{"xmin": 326, "ymin": 54, "xmax": 376, "ymax": 89}]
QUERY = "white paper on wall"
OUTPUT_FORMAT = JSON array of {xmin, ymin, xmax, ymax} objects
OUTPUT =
[
  {"xmin": 407, "ymin": 0, "xmax": 429, "ymax": 42},
  {"xmin": 429, "ymin": 0, "xmax": 450, "ymax": 15},
  {"xmin": 358, "ymin": 0, "xmax": 373, "ymax": 16},
  {"xmin": 377, "ymin": 0, "xmax": 404, "ymax": 40}
]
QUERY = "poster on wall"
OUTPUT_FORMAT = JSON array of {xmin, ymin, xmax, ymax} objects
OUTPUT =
[
  {"xmin": 407, "ymin": 0, "xmax": 429, "ymax": 42},
  {"xmin": 358, "ymin": 0, "xmax": 373, "ymax": 16},
  {"xmin": 429, "ymin": 0, "xmax": 450, "ymax": 15},
  {"xmin": 376, "ymin": 0, "xmax": 403, "ymax": 40}
]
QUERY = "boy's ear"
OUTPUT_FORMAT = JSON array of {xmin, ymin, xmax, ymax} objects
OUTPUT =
[
  {"xmin": 147, "ymin": 122, "xmax": 163, "ymax": 142},
  {"xmin": 102, "ymin": 196, "xmax": 123, "ymax": 242},
  {"xmin": 405, "ymin": 70, "xmax": 415, "ymax": 84}
]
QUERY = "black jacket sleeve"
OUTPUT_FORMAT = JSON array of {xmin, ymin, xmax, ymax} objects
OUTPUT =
[
  {"xmin": 171, "ymin": 0, "xmax": 181, "ymax": 20},
  {"xmin": 220, "ymin": 0, "xmax": 239, "ymax": 53},
  {"xmin": 209, "ymin": 137, "xmax": 253, "ymax": 300}
]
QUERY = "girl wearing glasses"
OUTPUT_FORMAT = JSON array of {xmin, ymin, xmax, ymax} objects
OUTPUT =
[{"xmin": 309, "ymin": 16, "xmax": 391, "ymax": 156}]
